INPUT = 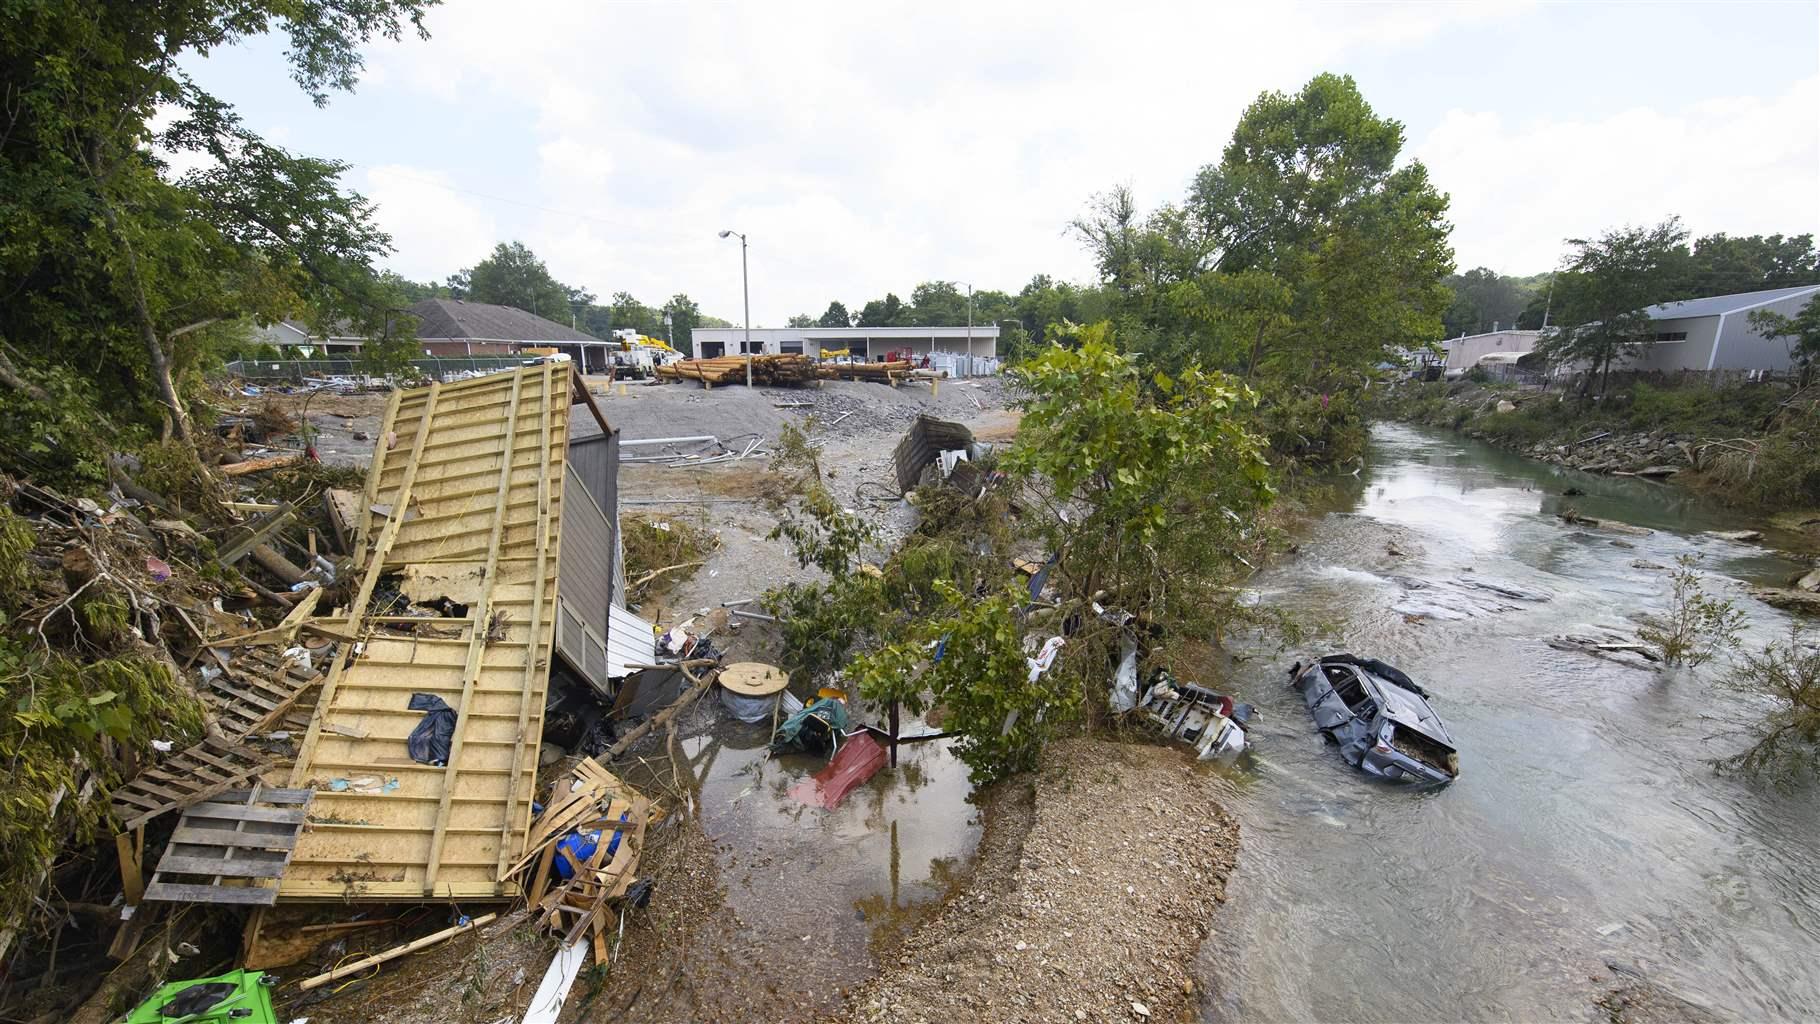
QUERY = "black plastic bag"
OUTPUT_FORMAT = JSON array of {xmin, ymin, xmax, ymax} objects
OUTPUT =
[{"xmin": 407, "ymin": 693, "xmax": 456, "ymax": 765}]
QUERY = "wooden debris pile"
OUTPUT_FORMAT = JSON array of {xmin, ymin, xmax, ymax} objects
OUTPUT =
[
  {"xmin": 515, "ymin": 758, "xmax": 654, "ymax": 952},
  {"xmin": 655, "ymin": 353, "xmax": 817, "ymax": 387}
]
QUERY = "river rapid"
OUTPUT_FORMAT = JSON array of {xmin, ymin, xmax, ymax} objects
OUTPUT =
[{"xmin": 1197, "ymin": 422, "xmax": 1819, "ymax": 1022}]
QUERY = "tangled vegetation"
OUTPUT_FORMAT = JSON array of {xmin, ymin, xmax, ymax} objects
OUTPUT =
[
  {"xmin": 766, "ymin": 336, "xmax": 1278, "ymax": 782},
  {"xmin": 622, "ymin": 514, "xmax": 715, "ymax": 606},
  {"xmin": 1636, "ymin": 556, "xmax": 1745, "ymax": 669},
  {"xmin": 1717, "ymin": 626, "xmax": 1820, "ymax": 787}
]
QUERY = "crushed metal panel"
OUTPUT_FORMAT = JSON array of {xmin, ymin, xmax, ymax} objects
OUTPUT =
[
  {"xmin": 283, "ymin": 365, "xmax": 570, "ymax": 900},
  {"xmin": 892, "ymin": 415, "xmax": 975, "ymax": 491},
  {"xmin": 605, "ymin": 602, "xmax": 655, "ymax": 681}
]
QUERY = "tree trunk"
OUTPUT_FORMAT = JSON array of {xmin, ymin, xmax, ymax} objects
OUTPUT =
[
  {"xmin": 92, "ymin": 195, "xmax": 189, "ymax": 441},
  {"xmin": 1245, "ymin": 322, "xmax": 1266, "ymax": 380}
]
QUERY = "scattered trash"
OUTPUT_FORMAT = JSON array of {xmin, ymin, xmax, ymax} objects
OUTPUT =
[
  {"xmin": 406, "ymin": 693, "xmax": 456, "ymax": 766},
  {"xmin": 298, "ymin": 914, "xmax": 497, "ymax": 991},
  {"xmin": 1289, "ymin": 654, "xmax": 1459, "ymax": 784},
  {"xmin": 1026, "ymin": 636, "xmax": 1066, "ymax": 682},
  {"xmin": 1138, "ymin": 669, "xmax": 1252, "ymax": 759},
  {"xmin": 145, "ymin": 555, "xmax": 172, "ymax": 582},
  {"xmin": 124, "ymin": 969, "xmax": 277, "ymax": 1024},
  {"xmin": 1110, "ymin": 634, "xmax": 1140, "ymax": 713},
  {"xmin": 770, "ymin": 695, "xmax": 850, "ymax": 756},
  {"xmin": 789, "ymin": 731, "xmax": 887, "ymax": 808},
  {"xmin": 717, "ymin": 662, "xmax": 790, "ymax": 724},
  {"xmin": 151, "ymin": 739, "xmax": 174, "ymax": 753}
]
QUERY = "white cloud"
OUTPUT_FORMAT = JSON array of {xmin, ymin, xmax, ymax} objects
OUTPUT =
[
  {"xmin": 330, "ymin": 0, "xmax": 1810, "ymax": 323},
  {"xmin": 361, "ymin": 165, "xmax": 497, "ymax": 280},
  {"xmin": 1416, "ymin": 75, "xmax": 1820, "ymax": 274}
]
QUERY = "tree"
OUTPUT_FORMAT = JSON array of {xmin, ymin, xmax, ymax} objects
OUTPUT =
[
  {"xmin": 1716, "ymin": 625, "xmax": 1820, "ymax": 787},
  {"xmin": 857, "ymin": 292, "xmax": 909, "ymax": 327},
  {"xmin": 0, "ymin": 0, "xmax": 431, "ymax": 464},
  {"xmin": 787, "ymin": 313, "xmax": 814, "ymax": 327},
  {"xmin": 662, "ymin": 294, "xmax": 703, "ymax": 353},
  {"xmin": 908, "ymin": 281, "xmax": 969, "ymax": 325},
  {"xmin": 1442, "ymin": 268, "xmax": 1535, "ymax": 337},
  {"xmin": 461, "ymin": 242, "xmax": 577, "ymax": 322},
  {"xmin": 1685, "ymin": 233, "xmax": 1820, "ymax": 298},
  {"xmin": 1537, "ymin": 218, "xmax": 1690, "ymax": 395},
  {"xmin": 1748, "ymin": 295, "xmax": 1820, "ymax": 388},
  {"xmin": 817, "ymin": 301, "xmax": 852, "ymax": 328}
]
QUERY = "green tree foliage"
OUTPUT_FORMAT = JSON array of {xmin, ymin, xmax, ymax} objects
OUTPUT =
[
  {"xmin": 856, "ymin": 292, "xmax": 910, "ymax": 327},
  {"xmin": 1685, "ymin": 233, "xmax": 1819, "ymax": 297},
  {"xmin": 1443, "ymin": 268, "xmax": 1536, "ymax": 337},
  {"xmin": 459, "ymin": 241, "xmax": 581, "ymax": 323},
  {"xmin": 1057, "ymin": 75, "xmax": 1452, "ymax": 465},
  {"xmin": 1636, "ymin": 554, "xmax": 1745, "ymax": 669},
  {"xmin": 1748, "ymin": 295, "xmax": 1820, "ymax": 388},
  {"xmin": 817, "ymin": 301, "xmax": 853, "ymax": 327},
  {"xmin": 1003, "ymin": 328, "xmax": 1274, "ymax": 635},
  {"xmin": 787, "ymin": 313, "xmax": 814, "ymax": 327},
  {"xmin": 1716, "ymin": 625, "xmax": 1820, "ymax": 788},
  {"xmin": 1536, "ymin": 218, "xmax": 1690, "ymax": 395},
  {"xmin": 0, "ymin": 0, "xmax": 432, "ymax": 478},
  {"xmin": 662, "ymin": 293, "xmax": 703, "ymax": 351}
]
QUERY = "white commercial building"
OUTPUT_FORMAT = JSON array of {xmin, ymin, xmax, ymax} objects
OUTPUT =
[
  {"xmin": 689, "ymin": 325, "xmax": 999, "ymax": 369},
  {"xmin": 1441, "ymin": 329, "xmax": 1543, "ymax": 372},
  {"xmin": 1622, "ymin": 285, "xmax": 1820, "ymax": 373}
]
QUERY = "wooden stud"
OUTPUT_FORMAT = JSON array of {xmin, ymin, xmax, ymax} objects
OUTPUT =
[
  {"xmin": 291, "ymin": 383, "xmax": 441, "ymax": 786},
  {"xmin": 422, "ymin": 371, "xmax": 524, "ymax": 893},
  {"xmin": 496, "ymin": 361, "xmax": 557, "ymax": 882},
  {"xmin": 355, "ymin": 388, "xmax": 404, "ymax": 570},
  {"xmin": 116, "ymin": 830, "xmax": 144, "ymax": 905}
]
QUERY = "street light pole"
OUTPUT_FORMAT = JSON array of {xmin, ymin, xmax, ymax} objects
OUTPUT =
[{"xmin": 719, "ymin": 229, "xmax": 752, "ymax": 387}]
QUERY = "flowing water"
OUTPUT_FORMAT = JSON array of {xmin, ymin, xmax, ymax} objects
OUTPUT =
[{"xmin": 1197, "ymin": 422, "xmax": 1820, "ymax": 1022}]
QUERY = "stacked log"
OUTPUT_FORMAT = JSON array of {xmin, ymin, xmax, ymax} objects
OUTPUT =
[
  {"xmin": 654, "ymin": 354, "xmax": 817, "ymax": 387},
  {"xmin": 817, "ymin": 360, "xmax": 912, "ymax": 384}
]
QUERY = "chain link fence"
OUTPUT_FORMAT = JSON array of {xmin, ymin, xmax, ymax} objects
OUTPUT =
[{"xmin": 222, "ymin": 356, "xmax": 530, "ymax": 384}]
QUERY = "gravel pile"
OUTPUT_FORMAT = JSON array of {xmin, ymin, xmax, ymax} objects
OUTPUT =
[{"xmin": 840, "ymin": 737, "xmax": 1240, "ymax": 1024}]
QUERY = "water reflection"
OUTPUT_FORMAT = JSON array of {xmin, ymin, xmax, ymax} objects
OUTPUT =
[{"xmin": 1199, "ymin": 422, "xmax": 1819, "ymax": 1023}]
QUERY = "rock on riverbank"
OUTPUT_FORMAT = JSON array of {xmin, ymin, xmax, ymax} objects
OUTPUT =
[{"xmin": 841, "ymin": 738, "xmax": 1240, "ymax": 1024}]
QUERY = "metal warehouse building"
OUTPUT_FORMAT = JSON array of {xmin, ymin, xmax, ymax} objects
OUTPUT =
[{"xmin": 689, "ymin": 325, "xmax": 999, "ymax": 364}]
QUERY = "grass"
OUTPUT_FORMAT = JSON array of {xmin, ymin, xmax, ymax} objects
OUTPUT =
[
  {"xmin": 621, "ymin": 513, "xmax": 715, "ymax": 607},
  {"xmin": 1372, "ymin": 378, "xmax": 1820, "ymax": 510}
]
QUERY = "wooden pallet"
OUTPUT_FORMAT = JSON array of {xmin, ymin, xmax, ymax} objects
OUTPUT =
[
  {"xmin": 203, "ymin": 645, "xmax": 322, "ymax": 741},
  {"xmin": 143, "ymin": 785, "xmax": 313, "ymax": 906},
  {"xmin": 111, "ymin": 736, "xmax": 276, "ymax": 832}
]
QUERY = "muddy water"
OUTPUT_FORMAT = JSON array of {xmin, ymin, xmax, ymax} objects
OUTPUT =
[
  {"xmin": 639, "ymin": 709, "xmax": 980, "ymax": 1015},
  {"xmin": 1198, "ymin": 423, "xmax": 1820, "ymax": 1022}
]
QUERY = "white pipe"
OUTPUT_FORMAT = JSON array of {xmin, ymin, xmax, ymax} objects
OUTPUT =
[{"xmin": 621, "ymin": 435, "xmax": 717, "ymax": 447}]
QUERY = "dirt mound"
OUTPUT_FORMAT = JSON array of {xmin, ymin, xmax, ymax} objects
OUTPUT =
[
  {"xmin": 839, "ymin": 738, "xmax": 1239, "ymax": 1024},
  {"xmin": 586, "ymin": 378, "xmax": 1012, "ymax": 444}
]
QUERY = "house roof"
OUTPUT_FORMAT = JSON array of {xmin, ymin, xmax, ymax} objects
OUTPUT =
[
  {"xmin": 1645, "ymin": 285, "xmax": 1820, "ymax": 321},
  {"xmin": 408, "ymin": 298, "xmax": 600, "ymax": 343}
]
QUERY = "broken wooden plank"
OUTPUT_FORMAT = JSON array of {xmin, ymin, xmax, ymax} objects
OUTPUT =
[
  {"xmin": 221, "ymin": 452, "xmax": 305, "ymax": 476},
  {"xmin": 215, "ymin": 503, "xmax": 297, "ymax": 567},
  {"xmin": 297, "ymin": 913, "xmax": 497, "ymax": 991}
]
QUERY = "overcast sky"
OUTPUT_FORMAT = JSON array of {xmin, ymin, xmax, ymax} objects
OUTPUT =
[{"xmin": 180, "ymin": 0, "xmax": 1820, "ymax": 327}]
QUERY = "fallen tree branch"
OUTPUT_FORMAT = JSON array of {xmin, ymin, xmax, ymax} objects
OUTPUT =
[{"xmin": 630, "ymin": 560, "xmax": 704, "ymax": 588}]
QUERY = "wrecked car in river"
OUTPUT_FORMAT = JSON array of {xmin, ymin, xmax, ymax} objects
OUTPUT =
[{"xmin": 1289, "ymin": 655, "xmax": 1459, "ymax": 784}]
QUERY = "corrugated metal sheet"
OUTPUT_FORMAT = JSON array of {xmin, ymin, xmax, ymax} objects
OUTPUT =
[
  {"xmin": 283, "ymin": 364, "xmax": 569, "ymax": 900},
  {"xmin": 606, "ymin": 603, "xmax": 656, "ymax": 680}
]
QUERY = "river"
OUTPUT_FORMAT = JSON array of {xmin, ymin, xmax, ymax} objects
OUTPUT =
[{"xmin": 1197, "ymin": 422, "xmax": 1819, "ymax": 1022}]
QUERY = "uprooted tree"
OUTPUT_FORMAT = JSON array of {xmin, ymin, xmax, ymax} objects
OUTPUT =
[
  {"xmin": 0, "ymin": 0, "xmax": 434, "ymax": 489},
  {"xmin": 769, "ymin": 331, "xmax": 1277, "ymax": 782}
]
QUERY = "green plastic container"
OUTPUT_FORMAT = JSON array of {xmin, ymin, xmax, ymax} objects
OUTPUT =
[{"xmin": 123, "ymin": 969, "xmax": 276, "ymax": 1024}]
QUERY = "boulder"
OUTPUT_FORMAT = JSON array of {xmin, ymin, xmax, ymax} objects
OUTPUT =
[
  {"xmin": 1795, "ymin": 567, "xmax": 1820, "ymax": 593},
  {"xmin": 1634, "ymin": 466, "xmax": 1679, "ymax": 478},
  {"xmin": 1707, "ymin": 529, "xmax": 1763, "ymax": 543},
  {"xmin": 1752, "ymin": 587, "xmax": 1820, "ymax": 615},
  {"xmin": 1496, "ymin": 400, "xmax": 1516, "ymax": 414}
]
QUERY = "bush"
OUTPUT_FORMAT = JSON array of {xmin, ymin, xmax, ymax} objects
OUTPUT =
[
  {"xmin": 1716, "ymin": 625, "xmax": 1820, "ymax": 788},
  {"xmin": 1636, "ymin": 555, "xmax": 1745, "ymax": 669}
]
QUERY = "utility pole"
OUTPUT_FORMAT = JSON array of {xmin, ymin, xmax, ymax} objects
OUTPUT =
[{"xmin": 719, "ymin": 229, "xmax": 752, "ymax": 387}]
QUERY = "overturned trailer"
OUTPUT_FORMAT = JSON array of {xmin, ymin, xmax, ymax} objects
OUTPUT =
[{"xmin": 281, "ymin": 363, "xmax": 624, "ymax": 900}]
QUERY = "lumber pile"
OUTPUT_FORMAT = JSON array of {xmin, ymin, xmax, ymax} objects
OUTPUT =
[
  {"xmin": 818, "ymin": 360, "xmax": 912, "ymax": 384},
  {"xmin": 513, "ymin": 758, "xmax": 655, "ymax": 947},
  {"xmin": 655, "ymin": 353, "xmax": 816, "ymax": 387}
]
